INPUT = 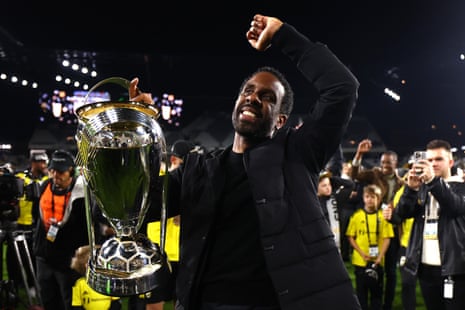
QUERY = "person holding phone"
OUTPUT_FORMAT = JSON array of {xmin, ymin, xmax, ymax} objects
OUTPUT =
[{"xmin": 394, "ymin": 139, "xmax": 465, "ymax": 309}]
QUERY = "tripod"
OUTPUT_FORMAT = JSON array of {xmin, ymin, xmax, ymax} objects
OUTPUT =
[{"xmin": 0, "ymin": 220, "xmax": 43, "ymax": 309}]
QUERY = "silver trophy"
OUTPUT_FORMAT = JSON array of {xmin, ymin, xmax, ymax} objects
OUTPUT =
[{"xmin": 75, "ymin": 77, "xmax": 172, "ymax": 296}]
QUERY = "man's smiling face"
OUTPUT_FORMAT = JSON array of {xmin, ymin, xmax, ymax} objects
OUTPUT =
[{"xmin": 232, "ymin": 71, "xmax": 285, "ymax": 140}]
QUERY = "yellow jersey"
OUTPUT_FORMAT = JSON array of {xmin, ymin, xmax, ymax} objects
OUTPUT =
[
  {"xmin": 392, "ymin": 185, "xmax": 414, "ymax": 248},
  {"xmin": 15, "ymin": 171, "xmax": 49, "ymax": 226},
  {"xmin": 72, "ymin": 277, "xmax": 120, "ymax": 310},
  {"xmin": 346, "ymin": 208, "xmax": 394, "ymax": 267}
]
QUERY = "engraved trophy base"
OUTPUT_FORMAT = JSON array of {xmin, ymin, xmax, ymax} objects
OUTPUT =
[{"xmin": 87, "ymin": 234, "xmax": 172, "ymax": 297}]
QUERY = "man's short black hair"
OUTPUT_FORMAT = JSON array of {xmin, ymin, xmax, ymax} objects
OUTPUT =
[
  {"xmin": 239, "ymin": 66, "xmax": 294, "ymax": 116},
  {"xmin": 427, "ymin": 139, "xmax": 452, "ymax": 152}
]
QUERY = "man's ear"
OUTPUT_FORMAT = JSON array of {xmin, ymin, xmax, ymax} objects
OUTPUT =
[{"xmin": 275, "ymin": 114, "xmax": 288, "ymax": 129}]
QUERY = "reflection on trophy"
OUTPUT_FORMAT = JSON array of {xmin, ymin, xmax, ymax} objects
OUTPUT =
[{"xmin": 74, "ymin": 77, "xmax": 172, "ymax": 296}]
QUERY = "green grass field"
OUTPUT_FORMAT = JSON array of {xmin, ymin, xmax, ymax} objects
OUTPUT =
[
  {"xmin": 5, "ymin": 242, "xmax": 424, "ymax": 310},
  {"xmin": 125, "ymin": 263, "xmax": 426, "ymax": 309},
  {"xmin": 345, "ymin": 261, "xmax": 425, "ymax": 310},
  {"xmin": 130, "ymin": 264, "xmax": 426, "ymax": 310}
]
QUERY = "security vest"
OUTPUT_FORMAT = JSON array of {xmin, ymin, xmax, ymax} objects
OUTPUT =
[
  {"xmin": 39, "ymin": 181, "xmax": 72, "ymax": 230},
  {"xmin": 15, "ymin": 170, "xmax": 49, "ymax": 226}
]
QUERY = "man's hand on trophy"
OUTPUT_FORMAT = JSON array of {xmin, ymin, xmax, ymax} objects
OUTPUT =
[{"xmin": 129, "ymin": 77, "xmax": 154, "ymax": 104}]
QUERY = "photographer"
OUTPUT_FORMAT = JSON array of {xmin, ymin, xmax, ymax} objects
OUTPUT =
[
  {"xmin": 16, "ymin": 152, "xmax": 49, "ymax": 231},
  {"xmin": 34, "ymin": 150, "xmax": 88, "ymax": 310},
  {"xmin": 394, "ymin": 139, "xmax": 465, "ymax": 309},
  {"xmin": 0, "ymin": 162, "xmax": 23, "ymax": 306},
  {"xmin": 11, "ymin": 152, "xmax": 49, "ymax": 295}
]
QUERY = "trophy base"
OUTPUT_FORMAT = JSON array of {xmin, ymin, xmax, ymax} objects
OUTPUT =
[
  {"xmin": 86, "ymin": 236, "xmax": 173, "ymax": 297},
  {"xmin": 87, "ymin": 259, "xmax": 172, "ymax": 297}
]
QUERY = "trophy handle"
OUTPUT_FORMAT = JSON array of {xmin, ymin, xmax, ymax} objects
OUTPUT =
[
  {"xmin": 83, "ymin": 77, "xmax": 131, "ymax": 106},
  {"xmin": 82, "ymin": 76, "xmax": 161, "ymax": 117}
]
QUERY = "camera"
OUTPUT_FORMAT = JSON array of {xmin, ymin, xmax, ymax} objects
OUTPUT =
[
  {"xmin": 0, "ymin": 172, "xmax": 23, "ymax": 222},
  {"xmin": 364, "ymin": 263, "xmax": 380, "ymax": 288},
  {"xmin": 0, "ymin": 173, "xmax": 23, "ymax": 202},
  {"xmin": 365, "ymin": 263, "xmax": 379, "ymax": 281},
  {"xmin": 413, "ymin": 151, "xmax": 427, "ymax": 176}
]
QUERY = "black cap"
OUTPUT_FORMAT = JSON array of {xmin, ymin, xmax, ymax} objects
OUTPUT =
[
  {"xmin": 49, "ymin": 150, "xmax": 75, "ymax": 172},
  {"xmin": 30, "ymin": 152, "xmax": 49, "ymax": 163},
  {"xmin": 169, "ymin": 140, "xmax": 195, "ymax": 160}
]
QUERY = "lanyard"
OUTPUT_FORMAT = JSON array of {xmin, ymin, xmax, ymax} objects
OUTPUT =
[
  {"xmin": 50, "ymin": 187, "xmax": 70, "ymax": 222},
  {"xmin": 426, "ymin": 192, "xmax": 440, "ymax": 220},
  {"xmin": 365, "ymin": 210, "xmax": 379, "ymax": 246}
]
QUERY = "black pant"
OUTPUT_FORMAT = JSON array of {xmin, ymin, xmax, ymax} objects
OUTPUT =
[
  {"xmin": 355, "ymin": 265, "xmax": 384, "ymax": 310},
  {"xmin": 36, "ymin": 257, "xmax": 78, "ymax": 310},
  {"xmin": 199, "ymin": 304, "xmax": 280, "ymax": 310},
  {"xmin": 382, "ymin": 230, "xmax": 400, "ymax": 310},
  {"xmin": 339, "ymin": 207, "xmax": 355, "ymax": 261},
  {"xmin": 418, "ymin": 264, "xmax": 465, "ymax": 310},
  {"xmin": 398, "ymin": 246, "xmax": 417, "ymax": 310}
]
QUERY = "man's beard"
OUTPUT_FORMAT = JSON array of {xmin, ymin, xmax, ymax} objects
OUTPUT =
[{"xmin": 232, "ymin": 114, "xmax": 272, "ymax": 140}]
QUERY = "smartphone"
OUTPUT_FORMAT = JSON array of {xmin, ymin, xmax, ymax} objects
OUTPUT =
[
  {"xmin": 414, "ymin": 151, "xmax": 427, "ymax": 163},
  {"xmin": 413, "ymin": 151, "xmax": 427, "ymax": 175}
]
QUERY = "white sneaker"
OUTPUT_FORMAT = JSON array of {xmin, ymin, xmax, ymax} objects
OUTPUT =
[{"xmin": 28, "ymin": 287, "xmax": 36, "ymax": 298}]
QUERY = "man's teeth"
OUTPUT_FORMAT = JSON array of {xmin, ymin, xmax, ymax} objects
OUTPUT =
[{"xmin": 242, "ymin": 111, "xmax": 256, "ymax": 117}]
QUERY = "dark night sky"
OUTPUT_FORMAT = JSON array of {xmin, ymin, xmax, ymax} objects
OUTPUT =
[{"xmin": 1, "ymin": 1, "xmax": 465, "ymax": 157}]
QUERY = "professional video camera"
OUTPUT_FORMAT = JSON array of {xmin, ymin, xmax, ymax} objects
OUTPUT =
[
  {"xmin": 0, "ymin": 164, "xmax": 43, "ymax": 309},
  {"xmin": 0, "ymin": 165, "xmax": 23, "ymax": 222}
]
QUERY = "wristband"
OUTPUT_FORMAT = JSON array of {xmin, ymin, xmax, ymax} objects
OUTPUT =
[{"xmin": 352, "ymin": 158, "xmax": 361, "ymax": 166}]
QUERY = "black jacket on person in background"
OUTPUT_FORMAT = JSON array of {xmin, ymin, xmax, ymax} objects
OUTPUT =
[
  {"xmin": 394, "ymin": 177, "xmax": 465, "ymax": 276},
  {"xmin": 160, "ymin": 22, "xmax": 361, "ymax": 310},
  {"xmin": 318, "ymin": 176, "xmax": 355, "ymax": 222},
  {"xmin": 33, "ymin": 176, "xmax": 89, "ymax": 270}
]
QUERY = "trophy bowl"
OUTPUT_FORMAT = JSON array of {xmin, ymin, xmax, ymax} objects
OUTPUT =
[{"xmin": 74, "ymin": 77, "xmax": 172, "ymax": 296}]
